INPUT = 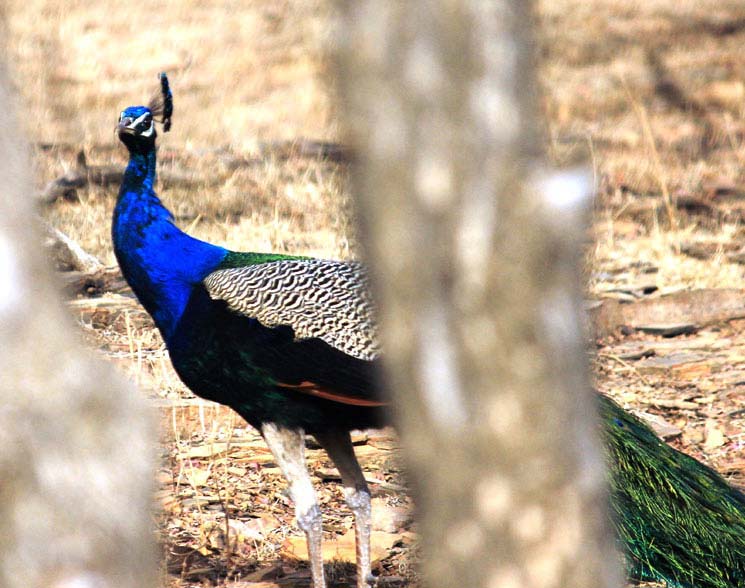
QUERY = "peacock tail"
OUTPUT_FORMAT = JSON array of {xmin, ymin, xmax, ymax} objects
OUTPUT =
[{"xmin": 600, "ymin": 393, "xmax": 745, "ymax": 588}]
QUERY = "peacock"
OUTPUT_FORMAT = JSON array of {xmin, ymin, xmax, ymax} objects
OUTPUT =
[{"xmin": 113, "ymin": 74, "xmax": 745, "ymax": 588}]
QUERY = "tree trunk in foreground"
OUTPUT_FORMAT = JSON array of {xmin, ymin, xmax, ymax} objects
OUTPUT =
[
  {"xmin": 0, "ymin": 65, "xmax": 155, "ymax": 588},
  {"xmin": 337, "ymin": 2, "xmax": 622, "ymax": 587}
]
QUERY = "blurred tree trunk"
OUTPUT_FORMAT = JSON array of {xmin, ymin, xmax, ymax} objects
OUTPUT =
[
  {"xmin": 336, "ymin": 2, "xmax": 622, "ymax": 587},
  {"xmin": 0, "ymin": 66, "xmax": 155, "ymax": 588}
]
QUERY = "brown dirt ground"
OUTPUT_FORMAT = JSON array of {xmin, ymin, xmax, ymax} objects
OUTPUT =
[{"xmin": 7, "ymin": 0, "xmax": 745, "ymax": 586}]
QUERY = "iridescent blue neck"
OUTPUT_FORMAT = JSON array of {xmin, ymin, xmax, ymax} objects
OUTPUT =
[
  {"xmin": 113, "ymin": 144, "xmax": 228, "ymax": 341},
  {"xmin": 123, "ymin": 149, "xmax": 158, "ymax": 194}
]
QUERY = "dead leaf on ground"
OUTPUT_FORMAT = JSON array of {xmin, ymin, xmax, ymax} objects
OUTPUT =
[
  {"xmin": 590, "ymin": 289, "xmax": 745, "ymax": 339},
  {"xmin": 634, "ymin": 411, "xmax": 682, "ymax": 440},
  {"xmin": 704, "ymin": 419, "xmax": 727, "ymax": 450},
  {"xmin": 181, "ymin": 466, "xmax": 210, "ymax": 487},
  {"xmin": 224, "ymin": 582, "xmax": 283, "ymax": 588},
  {"xmin": 371, "ymin": 498, "xmax": 413, "ymax": 533},
  {"xmin": 283, "ymin": 528, "xmax": 400, "ymax": 563}
]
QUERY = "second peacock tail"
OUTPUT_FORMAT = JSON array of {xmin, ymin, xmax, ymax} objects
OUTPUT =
[{"xmin": 113, "ymin": 74, "xmax": 745, "ymax": 588}]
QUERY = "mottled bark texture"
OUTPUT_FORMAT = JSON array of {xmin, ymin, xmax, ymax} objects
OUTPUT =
[
  {"xmin": 0, "ymin": 65, "xmax": 155, "ymax": 588},
  {"xmin": 336, "ymin": 2, "xmax": 622, "ymax": 587}
]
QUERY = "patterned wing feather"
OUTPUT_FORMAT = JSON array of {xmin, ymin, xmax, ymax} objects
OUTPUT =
[{"xmin": 204, "ymin": 259, "xmax": 379, "ymax": 361}]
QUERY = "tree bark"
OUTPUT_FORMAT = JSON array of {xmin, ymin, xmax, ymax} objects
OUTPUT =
[
  {"xmin": 336, "ymin": 2, "xmax": 622, "ymax": 587},
  {"xmin": 0, "ymin": 65, "xmax": 155, "ymax": 588}
]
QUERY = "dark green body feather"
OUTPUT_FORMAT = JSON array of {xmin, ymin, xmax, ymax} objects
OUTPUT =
[
  {"xmin": 600, "ymin": 394, "xmax": 745, "ymax": 587},
  {"xmin": 217, "ymin": 250, "xmax": 308, "ymax": 269},
  {"xmin": 164, "ymin": 272, "xmax": 385, "ymax": 433}
]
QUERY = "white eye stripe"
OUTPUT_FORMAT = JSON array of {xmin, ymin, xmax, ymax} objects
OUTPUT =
[
  {"xmin": 140, "ymin": 123, "xmax": 154, "ymax": 137},
  {"xmin": 130, "ymin": 112, "xmax": 152, "ymax": 127}
]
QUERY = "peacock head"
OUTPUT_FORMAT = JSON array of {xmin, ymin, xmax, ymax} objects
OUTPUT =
[
  {"xmin": 118, "ymin": 106, "xmax": 156, "ymax": 146},
  {"xmin": 117, "ymin": 73, "xmax": 173, "ymax": 153}
]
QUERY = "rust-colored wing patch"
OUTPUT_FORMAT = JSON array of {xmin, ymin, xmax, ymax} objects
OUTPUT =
[{"xmin": 276, "ymin": 381, "xmax": 387, "ymax": 407}]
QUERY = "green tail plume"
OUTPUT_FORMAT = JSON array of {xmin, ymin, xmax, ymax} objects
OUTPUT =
[{"xmin": 600, "ymin": 394, "xmax": 745, "ymax": 587}]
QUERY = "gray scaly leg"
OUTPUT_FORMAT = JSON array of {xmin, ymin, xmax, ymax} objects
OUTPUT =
[
  {"xmin": 261, "ymin": 423, "xmax": 326, "ymax": 588},
  {"xmin": 315, "ymin": 430, "xmax": 373, "ymax": 588}
]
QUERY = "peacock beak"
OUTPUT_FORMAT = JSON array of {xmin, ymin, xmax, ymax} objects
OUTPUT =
[{"xmin": 117, "ymin": 121, "xmax": 136, "ymax": 135}]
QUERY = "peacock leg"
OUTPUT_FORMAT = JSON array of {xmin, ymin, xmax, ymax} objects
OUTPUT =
[
  {"xmin": 315, "ymin": 430, "xmax": 373, "ymax": 588},
  {"xmin": 261, "ymin": 423, "xmax": 326, "ymax": 588}
]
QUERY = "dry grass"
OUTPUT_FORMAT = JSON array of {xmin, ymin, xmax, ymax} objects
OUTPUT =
[
  {"xmin": 7, "ymin": 0, "xmax": 745, "ymax": 586},
  {"xmin": 539, "ymin": 0, "xmax": 745, "ymax": 295},
  {"xmin": 5, "ymin": 0, "xmax": 337, "ymax": 145},
  {"xmin": 5, "ymin": 0, "xmax": 351, "ymax": 265}
]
